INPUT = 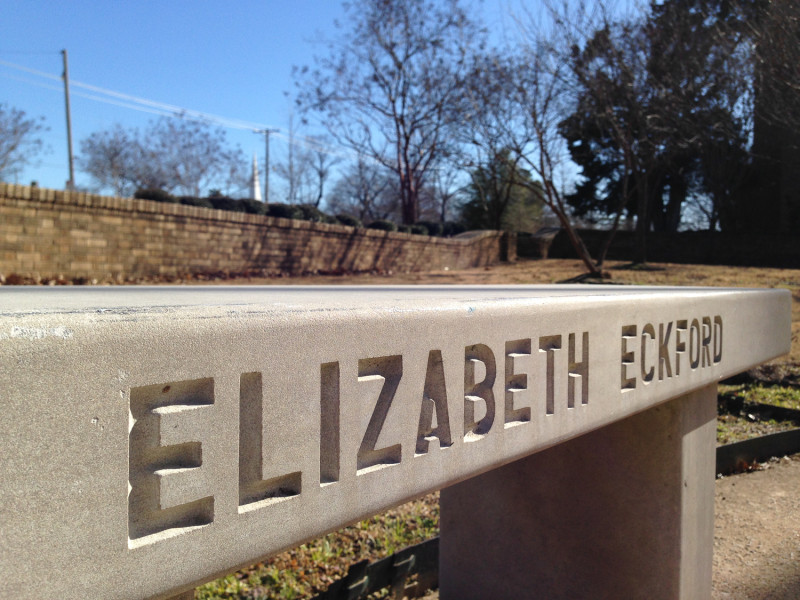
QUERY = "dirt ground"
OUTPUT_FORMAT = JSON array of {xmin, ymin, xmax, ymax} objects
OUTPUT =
[
  {"xmin": 714, "ymin": 455, "xmax": 800, "ymax": 600},
  {"xmin": 180, "ymin": 258, "xmax": 800, "ymax": 364}
]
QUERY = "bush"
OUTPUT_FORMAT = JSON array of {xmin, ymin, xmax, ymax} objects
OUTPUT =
[
  {"xmin": 240, "ymin": 199, "xmax": 267, "ymax": 215},
  {"xmin": 335, "ymin": 214, "xmax": 362, "ymax": 228},
  {"xmin": 443, "ymin": 221, "xmax": 468, "ymax": 237},
  {"xmin": 415, "ymin": 220, "xmax": 443, "ymax": 236},
  {"xmin": 178, "ymin": 196, "xmax": 214, "ymax": 209},
  {"xmin": 367, "ymin": 219, "xmax": 398, "ymax": 232},
  {"xmin": 410, "ymin": 224, "xmax": 428, "ymax": 235},
  {"xmin": 397, "ymin": 224, "xmax": 412, "ymax": 233},
  {"xmin": 267, "ymin": 203, "xmax": 304, "ymax": 220},
  {"xmin": 134, "ymin": 188, "xmax": 176, "ymax": 203},
  {"xmin": 298, "ymin": 204, "xmax": 335, "ymax": 223},
  {"xmin": 209, "ymin": 196, "xmax": 247, "ymax": 213}
]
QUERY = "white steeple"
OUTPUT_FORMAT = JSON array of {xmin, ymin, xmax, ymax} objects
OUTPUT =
[{"xmin": 250, "ymin": 152, "xmax": 263, "ymax": 202}]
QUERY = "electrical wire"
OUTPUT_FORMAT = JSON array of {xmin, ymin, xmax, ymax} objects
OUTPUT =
[{"xmin": 0, "ymin": 58, "xmax": 372, "ymax": 163}]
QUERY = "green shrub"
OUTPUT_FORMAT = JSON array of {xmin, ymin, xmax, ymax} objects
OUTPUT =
[
  {"xmin": 298, "ymin": 204, "xmax": 335, "ymax": 223},
  {"xmin": 240, "ymin": 199, "xmax": 267, "ymax": 215},
  {"xmin": 409, "ymin": 224, "xmax": 428, "ymax": 235},
  {"xmin": 367, "ymin": 219, "xmax": 398, "ymax": 232},
  {"xmin": 335, "ymin": 214, "xmax": 362, "ymax": 228},
  {"xmin": 178, "ymin": 196, "xmax": 214, "ymax": 209},
  {"xmin": 415, "ymin": 220, "xmax": 443, "ymax": 236},
  {"xmin": 209, "ymin": 196, "xmax": 247, "ymax": 213},
  {"xmin": 267, "ymin": 203, "xmax": 304, "ymax": 220},
  {"xmin": 397, "ymin": 224, "xmax": 412, "ymax": 233},
  {"xmin": 134, "ymin": 188, "xmax": 176, "ymax": 203},
  {"xmin": 443, "ymin": 221, "xmax": 468, "ymax": 236}
]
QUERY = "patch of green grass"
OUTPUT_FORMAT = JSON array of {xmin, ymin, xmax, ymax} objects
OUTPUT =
[
  {"xmin": 195, "ymin": 493, "xmax": 439, "ymax": 600},
  {"xmin": 719, "ymin": 383, "xmax": 800, "ymax": 410},
  {"xmin": 716, "ymin": 383, "xmax": 800, "ymax": 445}
]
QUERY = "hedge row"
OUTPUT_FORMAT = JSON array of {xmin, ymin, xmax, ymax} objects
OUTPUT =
[{"xmin": 132, "ymin": 189, "xmax": 466, "ymax": 236}]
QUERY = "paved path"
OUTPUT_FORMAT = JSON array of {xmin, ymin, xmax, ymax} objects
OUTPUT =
[{"xmin": 713, "ymin": 455, "xmax": 800, "ymax": 599}]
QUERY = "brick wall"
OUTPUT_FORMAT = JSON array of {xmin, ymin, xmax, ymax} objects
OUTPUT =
[{"xmin": 0, "ymin": 184, "xmax": 514, "ymax": 281}]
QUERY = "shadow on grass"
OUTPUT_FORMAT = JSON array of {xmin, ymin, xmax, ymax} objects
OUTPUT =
[{"xmin": 609, "ymin": 261, "xmax": 667, "ymax": 272}]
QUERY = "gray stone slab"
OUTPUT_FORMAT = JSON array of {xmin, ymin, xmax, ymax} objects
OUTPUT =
[
  {"xmin": 0, "ymin": 285, "xmax": 790, "ymax": 599},
  {"xmin": 441, "ymin": 384, "xmax": 717, "ymax": 599}
]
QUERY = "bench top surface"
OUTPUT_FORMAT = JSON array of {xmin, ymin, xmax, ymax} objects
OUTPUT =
[
  {"xmin": 0, "ymin": 283, "xmax": 781, "ymax": 312},
  {"xmin": 0, "ymin": 284, "xmax": 791, "ymax": 600}
]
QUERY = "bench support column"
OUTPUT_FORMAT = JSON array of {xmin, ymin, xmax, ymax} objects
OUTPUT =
[{"xmin": 440, "ymin": 384, "xmax": 717, "ymax": 600}]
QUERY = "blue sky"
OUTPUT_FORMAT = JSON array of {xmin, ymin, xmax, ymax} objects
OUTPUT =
[{"xmin": 1, "ymin": 0, "xmax": 522, "ymax": 196}]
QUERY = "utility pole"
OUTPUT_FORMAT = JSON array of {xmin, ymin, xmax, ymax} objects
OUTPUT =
[
  {"xmin": 61, "ymin": 49, "xmax": 75, "ymax": 191},
  {"xmin": 255, "ymin": 128, "xmax": 277, "ymax": 203}
]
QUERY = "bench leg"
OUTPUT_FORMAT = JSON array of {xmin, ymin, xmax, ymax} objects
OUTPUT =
[{"xmin": 440, "ymin": 384, "xmax": 717, "ymax": 600}]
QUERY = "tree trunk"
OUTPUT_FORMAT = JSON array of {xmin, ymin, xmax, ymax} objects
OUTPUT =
[
  {"xmin": 552, "ymin": 209, "xmax": 602, "ymax": 277},
  {"xmin": 634, "ymin": 176, "xmax": 649, "ymax": 264}
]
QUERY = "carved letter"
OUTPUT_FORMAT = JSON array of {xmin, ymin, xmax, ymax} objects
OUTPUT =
[
  {"xmin": 568, "ymin": 332, "xmax": 589, "ymax": 407},
  {"xmin": 239, "ymin": 372, "xmax": 301, "ymax": 509},
  {"xmin": 416, "ymin": 350, "xmax": 453, "ymax": 454},
  {"xmin": 128, "ymin": 378, "xmax": 215, "ymax": 547},
  {"xmin": 713, "ymin": 316, "xmax": 723, "ymax": 364},
  {"xmin": 641, "ymin": 324, "xmax": 656, "ymax": 383},
  {"xmin": 358, "ymin": 356, "xmax": 403, "ymax": 472},
  {"xmin": 658, "ymin": 322, "xmax": 673, "ymax": 380},
  {"xmin": 539, "ymin": 335, "xmax": 562, "ymax": 414},
  {"xmin": 675, "ymin": 320, "xmax": 688, "ymax": 376},
  {"xmin": 690, "ymin": 318, "xmax": 701, "ymax": 369},
  {"xmin": 621, "ymin": 325, "xmax": 637, "ymax": 390},
  {"xmin": 464, "ymin": 344, "xmax": 496, "ymax": 439},
  {"xmin": 505, "ymin": 339, "xmax": 532, "ymax": 426},
  {"xmin": 701, "ymin": 316, "xmax": 712, "ymax": 367},
  {"xmin": 320, "ymin": 362, "xmax": 340, "ymax": 484}
]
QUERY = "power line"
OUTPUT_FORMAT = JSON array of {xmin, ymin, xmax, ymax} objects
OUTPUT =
[
  {"xmin": 0, "ymin": 58, "xmax": 370, "ymax": 164},
  {"xmin": 0, "ymin": 50, "xmax": 60, "ymax": 55},
  {"xmin": 0, "ymin": 72, "xmax": 63, "ymax": 93},
  {"xmin": 0, "ymin": 59, "xmax": 61, "ymax": 81}
]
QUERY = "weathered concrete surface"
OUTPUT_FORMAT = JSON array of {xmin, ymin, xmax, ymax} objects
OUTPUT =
[
  {"xmin": 441, "ymin": 384, "xmax": 717, "ymax": 600},
  {"xmin": 0, "ymin": 286, "xmax": 790, "ymax": 599}
]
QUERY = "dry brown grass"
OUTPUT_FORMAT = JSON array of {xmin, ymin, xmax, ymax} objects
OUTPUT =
[{"xmin": 199, "ymin": 258, "xmax": 800, "ymax": 365}]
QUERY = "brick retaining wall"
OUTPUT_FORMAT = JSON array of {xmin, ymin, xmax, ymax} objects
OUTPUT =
[{"xmin": 0, "ymin": 184, "xmax": 514, "ymax": 281}]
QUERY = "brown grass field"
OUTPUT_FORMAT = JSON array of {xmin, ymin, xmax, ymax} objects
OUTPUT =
[{"xmin": 198, "ymin": 258, "xmax": 800, "ymax": 365}]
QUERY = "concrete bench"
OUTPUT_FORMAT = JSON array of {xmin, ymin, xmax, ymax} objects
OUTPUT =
[{"xmin": 0, "ymin": 285, "xmax": 790, "ymax": 599}]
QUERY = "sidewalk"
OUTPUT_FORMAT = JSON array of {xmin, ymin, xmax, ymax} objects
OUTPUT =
[{"xmin": 713, "ymin": 454, "xmax": 800, "ymax": 599}]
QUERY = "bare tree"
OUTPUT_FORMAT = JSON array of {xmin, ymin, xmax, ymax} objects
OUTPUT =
[
  {"xmin": 326, "ymin": 158, "xmax": 398, "ymax": 222},
  {"xmin": 79, "ymin": 124, "xmax": 142, "ymax": 196},
  {"xmin": 428, "ymin": 165, "xmax": 462, "ymax": 223},
  {"xmin": 79, "ymin": 116, "xmax": 246, "ymax": 197},
  {"xmin": 150, "ymin": 116, "xmax": 246, "ymax": 197},
  {"xmin": 0, "ymin": 104, "xmax": 46, "ymax": 182},
  {"xmin": 462, "ymin": 36, "xmax": 603, "ymax": 276},
  {"xmin": 272, "ymin": 112, "xmax": 307, "ymax": 204},
  {"xmin": 303, "ymin": 136, "xmax": 341, "ymax": 208},
  {"xmin": 295, "ymin": 0, "xmax": 483, "ymax": 224},
  {"xmin": 545, "ymin": 0, "xmax": 755, "ymax": 261}
]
